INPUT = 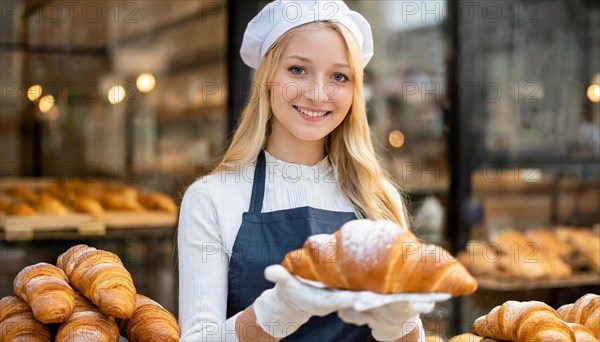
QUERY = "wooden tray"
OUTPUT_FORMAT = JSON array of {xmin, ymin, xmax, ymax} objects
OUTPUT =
[
  {"xmin": 1, "ymin": 178, "xmax": 178, "ymax": 240},
  {"xmin": 476, "ymin": 272, "xmax": 600, "ymax": 291}
]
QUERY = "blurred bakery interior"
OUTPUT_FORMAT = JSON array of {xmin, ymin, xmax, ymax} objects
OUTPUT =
[{"xmin": 0, "ymin": 0, "xmax": 598, "ymax": 340}]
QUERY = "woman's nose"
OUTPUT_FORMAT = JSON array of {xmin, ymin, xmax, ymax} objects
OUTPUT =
[{"xmin": 303, "ymin": 79, "xmax": 330, "ymax": 103}]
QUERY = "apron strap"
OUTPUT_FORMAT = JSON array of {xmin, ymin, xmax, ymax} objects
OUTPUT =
[{"xmin": 248, "ymin": 149, "xmax": 266, "ymax": 214}]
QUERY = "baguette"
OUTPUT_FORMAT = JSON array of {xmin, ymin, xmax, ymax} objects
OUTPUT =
[
  {"xmin": 57, "ymin": 244, "xmax": 136, "ymax": 319},
  {"xmin": 282, "ymin": 219, "xmax": 478, "ymax": 296},
  {"xmin": 13, "ymin": 262, "xmax": 75, "ymax": 323}
]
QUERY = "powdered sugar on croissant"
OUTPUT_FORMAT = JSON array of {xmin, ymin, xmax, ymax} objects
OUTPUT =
[{"xmin": 282, "ymin": 219, "xmax": 478, "ymax": 296}]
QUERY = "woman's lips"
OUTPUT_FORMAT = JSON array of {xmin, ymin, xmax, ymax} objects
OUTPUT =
[{"xmin": 293, "ymin": 105, "xmax": 331, "ymax": 121}]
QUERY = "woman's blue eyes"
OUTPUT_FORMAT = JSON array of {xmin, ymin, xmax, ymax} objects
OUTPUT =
[
  {"xmin": 333, "ymin": 73, "xmax": 347, "ymax": 82},
  {"xmin": 287, "ymin": 66, "xmax": 348, "ymax": 82},
  {"xmin": 289, "ymin": 66, "xmax": 305, "ymax": 75}
]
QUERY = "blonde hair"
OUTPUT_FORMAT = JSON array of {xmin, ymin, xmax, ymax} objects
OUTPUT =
[{"xmin": 214, "ymin": 21, "xmax": 408, "ymax": 226}]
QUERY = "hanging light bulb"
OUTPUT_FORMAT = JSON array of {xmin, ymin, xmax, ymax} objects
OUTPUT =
[
  {"xmin": 38, "ymin": 95, "xmax": 55, "ymax": 113},
  {"xmin": 27, "ymin": 84, "xmax": 42, "ymax": 102},
  {"xmin": 389, "ymin": 130, "xmax": 405, "ymax": 148},
  {"xmin": 136, "ymin": 73, "xmax": 156, "ymax": 93},
  {"xmin": 108, "ymin": 84, "xmax": 126, "ymax": 104},
  {"xmin": 587, "ymin": 84, "xmax": 600, "ymax": 103}
]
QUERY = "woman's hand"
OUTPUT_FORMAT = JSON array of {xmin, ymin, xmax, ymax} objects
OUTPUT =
[
  {"xmin": 253, "ymin": 265, "xmax": 355, "ymax": 338},
  {"xmin": 338, "ymin": 301, "xmax": 433, "ymax": 341}
]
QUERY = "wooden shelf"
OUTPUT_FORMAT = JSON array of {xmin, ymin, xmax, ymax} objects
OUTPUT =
[
  {"xmin": 476, "ymin": 273, "xmax": 600, "ymax": 291},
  {"xmin": 0, "ymin": 211, "xmax": 177, "ymax": 242}
]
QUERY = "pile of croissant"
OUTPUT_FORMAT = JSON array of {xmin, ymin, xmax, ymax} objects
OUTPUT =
[
  {"xmin": 0, "ymin": 244, "xmax": 180, "ymax": 342},
  {"xmin": 464, "ymin": 293, "xmax": 599, "ymax": 341},
  {"xmin": 282, "ymin": 219, "xmax": 478, "ymax": 296},
  {"xmin": 0, "ymin": 180, "xmax": 178, "ymax": 217},
  {"xmin": 457, "ymin": 225, "xmax": 600, "ymax": 281}
]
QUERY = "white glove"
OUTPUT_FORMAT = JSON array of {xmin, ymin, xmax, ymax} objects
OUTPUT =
[
  {"xmin": 253, "ymin": 265, "xmax": 355, "ymax": 338},
  {"xmin": 338, "ymin": 301, "xmax": 433, "ymax": 341}
]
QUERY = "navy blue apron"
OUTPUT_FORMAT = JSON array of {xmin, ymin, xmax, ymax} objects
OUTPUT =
[{"xmin": 227, "ymin": 150, "xmax": 373, "ymax": 341}]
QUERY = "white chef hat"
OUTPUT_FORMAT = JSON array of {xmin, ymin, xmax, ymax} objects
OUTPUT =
[{"xmin": 240, "ymin": 0, "xmax": 374, "ymax": 69}]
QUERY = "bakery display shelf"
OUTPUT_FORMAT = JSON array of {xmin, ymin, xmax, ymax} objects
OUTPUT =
[
  {"xmin": 0, "ymin": 211, "xmax": 177, "ymax": 242},
  {"xmin": 476, "ymin": 272, "xmax": 600, "ymax": 291}
]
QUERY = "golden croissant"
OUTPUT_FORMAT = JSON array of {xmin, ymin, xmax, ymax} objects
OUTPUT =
[
  {"xmin": 557, "ymin": 293, "xmax": 600, "ymax": 338},
  {"xmin": 57, "ymin": 244, "xmax": 136, "ymax": 319},
  {"xmin": 566, "ymin": 323, "xmax": 597, "ymax": 342},
  {"xmin": 473, "ymin": 300, "xmax": 576, "ymax": 341},
  {"xmin": 56, "ymin": 293, "xmax": 120, "ymax": 342},
  {"xmin": 138, "ymin": 192, "xmax": 178, "ymax": 214},
  {"xmin": 118, "ymin": 294, "xmax": 180, "ymax": 342},
  {"xmin": 282, "ymin": 219, "xmax": 478, "ymax": 296},
  {"xmin": 13, "ymin": 262, "xmax": 75, "ymax": 324},
  {"xmin": 72, "ymin": 195, "xmax": 105, "ymax": 217},
  {"xmin": 0, "ymin": 296, "xmax": 52, "ymax": 342}
]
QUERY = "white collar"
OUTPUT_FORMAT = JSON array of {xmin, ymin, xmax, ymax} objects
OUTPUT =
[{"xmin": 264, "ymin": 150, "xmax": 334, "ymax": 182}]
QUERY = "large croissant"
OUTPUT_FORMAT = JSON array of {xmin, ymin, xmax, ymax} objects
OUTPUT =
[
  {"xmin": 118, "ymin": 294, "xmax": 180, "ymax": 342},
  {"xmin": 472, "ymin": 300, "xmax": 576, "ymax": 341},
  {"xmin": 566, "ymin": 323, "xmax": 597, "ymax": 342},
  {"xmin": 557, "ymin": 293, "xmax": 600, "ymax": 338},
  {"xmin": 282, "ymin": 219, "xmax": 478, "ymax": 296},
  {"xmin": 57, "ymin": 244, "xmax": 136, "ymax": 319},
  {"xmin": 56, "ymin": 293, "xmax": 120, "ymax": 342},
  {"xmin": 0, "ymin": 296, "xmax": 52, "ymax": 342},
  {"xmin": 13, "ymin": 262, "xmax": 75, "ymax": 323}
]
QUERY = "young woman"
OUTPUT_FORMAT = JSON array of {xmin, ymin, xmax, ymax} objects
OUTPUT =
[{"xmin": 179, "ymin": 1, "xmax": 425, "ymax": 341}]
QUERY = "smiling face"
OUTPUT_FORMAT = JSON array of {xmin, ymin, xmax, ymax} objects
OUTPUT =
[{"xmin": 267, "ymin": 23, "xmax": 354, "ymax": 153}]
